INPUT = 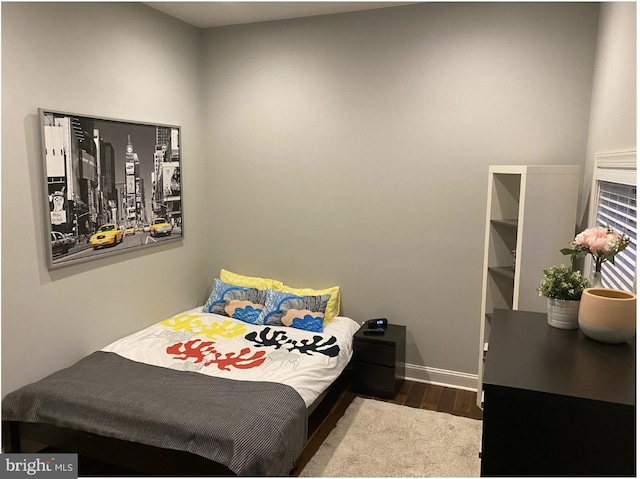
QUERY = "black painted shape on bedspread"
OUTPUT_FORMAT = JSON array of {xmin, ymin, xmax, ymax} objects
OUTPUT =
[
  {"xmin": 2, "ymin": 351, "xmax": 307, "ymax": 476},
  {"xmin": 245, "ymin": 328, "xmax": 340, "ymax": 357}
]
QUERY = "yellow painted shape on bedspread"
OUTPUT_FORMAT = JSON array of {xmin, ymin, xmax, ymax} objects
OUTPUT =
[
  {"xmin": 198, "ymin": 320, "xmax": 247, "ymax": 340},
  {"xmin": 161, "ymin": 313, "xmax": 247, "ymax": 339},
  {"xmin": 161, "ymin": 313, "xmax": 201, "ymax": 331}
]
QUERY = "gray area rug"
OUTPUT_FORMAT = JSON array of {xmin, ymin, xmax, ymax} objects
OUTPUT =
[{"xmin": 301, "ymin": 397, "xmax": 482, "ymax": 477}]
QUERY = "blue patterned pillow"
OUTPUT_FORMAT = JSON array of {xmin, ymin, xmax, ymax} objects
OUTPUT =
[
  {"xmin": 257, "ymin": 289, "xmax": 330, "ymax": 333},
  {"xmin": 202, "ymin": 279, "xmax": 267, "ymax": 324}
]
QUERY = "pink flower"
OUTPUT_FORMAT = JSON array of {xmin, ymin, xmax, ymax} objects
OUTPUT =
[
  {"xmin": 563, "ymin": 226, "xmax": 630, "ymax": 273},
  {"xmin": 575, "ymin": 226, "xmax": 608, "ymax": 254}
]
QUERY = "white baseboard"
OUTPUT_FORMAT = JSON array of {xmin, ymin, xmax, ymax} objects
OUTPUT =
[{"xmin": 404, "ymin": 363, "xmax": 478, "ymax": 392}]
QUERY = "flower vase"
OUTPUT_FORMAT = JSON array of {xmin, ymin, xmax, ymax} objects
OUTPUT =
[
  {"xmin": 591, "ymin": 270, "xmax": 603, "ymax": 288},
  {"xmin": 546, "ymin": 298, "xmax": 580, "ymax": 329}
]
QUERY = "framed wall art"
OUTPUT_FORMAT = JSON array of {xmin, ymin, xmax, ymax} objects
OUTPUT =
[{"xmin": 39, "ymin": 108, "xmax": 183, "ymax": 269}]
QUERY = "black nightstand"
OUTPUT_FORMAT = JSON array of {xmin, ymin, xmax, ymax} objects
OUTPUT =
[{"xmin": 351, "ymin": 322, "xmax": 406, "ymax": 399}]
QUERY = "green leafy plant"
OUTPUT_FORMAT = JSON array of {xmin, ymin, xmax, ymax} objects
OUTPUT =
[{"xmin": 538, "ymin": 264, "xmax": 590, "ymax": 301}]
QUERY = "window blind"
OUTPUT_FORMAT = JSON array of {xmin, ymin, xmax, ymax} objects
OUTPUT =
[{"xmin": 595, "ymin": 181, "xmax": 636, "ymax": 292}]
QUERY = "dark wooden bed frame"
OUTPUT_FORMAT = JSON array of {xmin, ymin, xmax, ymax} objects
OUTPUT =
[{"xmin": 2, "ymin": 368, "xmax": 351, "ymax": 476}]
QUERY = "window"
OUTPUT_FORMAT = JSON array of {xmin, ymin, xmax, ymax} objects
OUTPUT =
[{"xmin": 587, "ymin": 151, "xmax": 637, "ymax": 292}]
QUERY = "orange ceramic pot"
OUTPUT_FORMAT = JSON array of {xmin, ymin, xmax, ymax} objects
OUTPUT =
[{"xmin": 578, "ymin": 288, "xmax": 636, "ymax": 344}]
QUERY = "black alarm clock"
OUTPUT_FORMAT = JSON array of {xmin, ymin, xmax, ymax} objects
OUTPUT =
[
  {"xmin": 367, "ymin": 318, "xmax": 388, "ymax": 329},
  {"xmin": 363, "ymin": 318, "xmax": 388, "ymax": 334}
]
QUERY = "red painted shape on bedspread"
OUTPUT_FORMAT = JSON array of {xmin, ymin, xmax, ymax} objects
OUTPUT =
[
  {"xmin": 166, "ymin": 339, "xmax": 216, "ymax": 363},
  {"xmin": 204, "ymin": 348, "xmax": 266, "ymax": 371},
  {"xmin": 166, "ymin": 340, "xmax": 266, "ymax": 370}
]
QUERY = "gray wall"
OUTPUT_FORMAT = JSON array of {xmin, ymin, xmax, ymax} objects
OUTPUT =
[
  {"xmin": 581, "ymin": 1, "xmax": 636, "ymax": 220},
  {"xmin": 1, "ymin": 2, "xmax": 208, "ymax": 395},
  {"xmin": 4, "ymin": 1, "xmax": 629, "ymax": 395},
  {"xmin": 201, "ymin": 3, "xmax": 599, "ymax": 378}
]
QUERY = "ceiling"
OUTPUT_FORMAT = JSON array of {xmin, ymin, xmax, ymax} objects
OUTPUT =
[{"xmin": 143, "ymin": 2, "xmax": 415, "ymax": 29}]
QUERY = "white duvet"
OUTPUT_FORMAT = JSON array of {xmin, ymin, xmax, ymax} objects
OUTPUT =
[{"xmin": 103, "ymin": 307, "xmax": 361, "ymax": 407}]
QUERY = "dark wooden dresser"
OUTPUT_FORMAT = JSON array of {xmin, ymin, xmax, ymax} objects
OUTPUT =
[
  {"xmin": 351, "ymin": 323, "xmax": 406, "ymax": 399},
  {"xmin": 481, "ymin": 309, "xmax": 635, "ymax": 477}
]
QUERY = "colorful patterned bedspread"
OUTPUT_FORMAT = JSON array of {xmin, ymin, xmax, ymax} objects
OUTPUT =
[{"xmin": 102, "ymin": 307, "xmax": 361, "ymax": 407}]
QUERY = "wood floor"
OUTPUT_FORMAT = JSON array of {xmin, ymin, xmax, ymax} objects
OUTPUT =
[
  {"xmin": 380, "ymin": 380, "xmax": 483, "ymax": 419},
  {"xmin": 290, "ymin": 380, "xmax": 483, "ymax": 475}
]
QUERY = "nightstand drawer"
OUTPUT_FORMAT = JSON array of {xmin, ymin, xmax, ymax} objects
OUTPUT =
[
  {"xmin": 353, "ymin": 340, "xmax": 395, "ymax": 368},
  {"xmin": 352, "ymin": 361, "xmax": 397, "ymax": 399}
]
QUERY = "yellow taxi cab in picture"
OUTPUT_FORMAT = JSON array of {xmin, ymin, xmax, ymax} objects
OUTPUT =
[
  {"xmin": 149, "ymin": 218, "xmax": 172, "ymax": 237},
  {"xmin": 125, "ymin": 226, "xmax": 136, "ymax": 236},
  {"xmin": 90, "ymin": 223, "xmax": 123, "ymax": 250}
]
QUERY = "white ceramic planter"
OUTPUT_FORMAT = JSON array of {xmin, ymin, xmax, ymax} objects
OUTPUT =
[
  {"xmin": 546, "ymin": 298, "xmax": 580, "ymax": 329},
  {"xmin": 578, "ymin": 288, "xmax": 636, "ymax": 344}
]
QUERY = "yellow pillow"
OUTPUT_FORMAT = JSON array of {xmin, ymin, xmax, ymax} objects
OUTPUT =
[
  {"xmin": 220, "ymin": 269, "xmax": 284, "ymax": 290},
  {"xmin": 279, "ymin": 284, "xmax": 341, "ymax": 323}
]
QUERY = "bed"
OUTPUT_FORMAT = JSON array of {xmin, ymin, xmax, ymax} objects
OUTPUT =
[{"xmin": 2, "ymin": 303, "xmax": 360, "ymax": 476}]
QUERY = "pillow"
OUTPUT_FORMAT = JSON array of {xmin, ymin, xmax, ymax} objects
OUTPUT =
[
  {"xmin": 202, "ymin": 279, "xmax": 267, "ymax": 324},
  {"xmin": 258, "ymin": 289, "xmax": 330, "ymax": 333},
  {"xmin": 220, "ymin": 269, "xmax": 284, "ymax": 291},
  {"xmin": 278, "ymin": 284, "xmax": 340, "ymax": 323}
]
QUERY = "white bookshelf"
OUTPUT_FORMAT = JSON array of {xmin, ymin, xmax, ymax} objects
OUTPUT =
[{"xmin": 477, "ymin": 165, "xmax": 580, "ymax": 408}]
